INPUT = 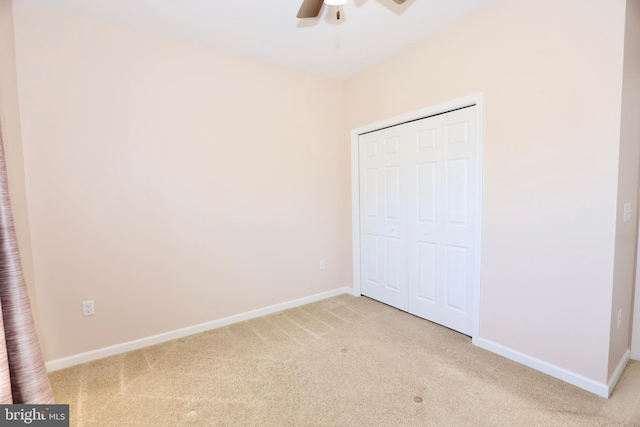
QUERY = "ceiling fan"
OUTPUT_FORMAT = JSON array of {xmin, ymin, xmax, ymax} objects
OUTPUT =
[{"xmin": 297, "ymin": 0, "xmax": 407, "ymax": 20}]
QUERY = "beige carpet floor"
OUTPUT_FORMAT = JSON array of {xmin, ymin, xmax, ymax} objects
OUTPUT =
[{"xmin": 49, "ymin": 294, "xmax": 640, "ymax": 426}]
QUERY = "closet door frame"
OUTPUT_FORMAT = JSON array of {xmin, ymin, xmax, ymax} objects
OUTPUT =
[{"xmin": 350, "ymin": 93, "xmax": 484, "ymax": 342}]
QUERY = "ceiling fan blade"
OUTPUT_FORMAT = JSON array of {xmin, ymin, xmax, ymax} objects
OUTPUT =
[{"xmin": 297, "ymin": 0, "xmax": 324, "ymax": 18}]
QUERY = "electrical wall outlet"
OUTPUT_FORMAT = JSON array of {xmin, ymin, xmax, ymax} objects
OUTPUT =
[
  {"xmin": 623, "ymin": 203, "xmax": 632, "ymax": 223},
  {"xmin": 617, "ymin": 309, "xmax": 622, "ymax": 330},
  {"xmin": 320, "ymin": 260, "xmax": 326, "ymax": 270},
  {"xmin": 83, "ymin": 300, "xmax": 95, "ymax": 316}
]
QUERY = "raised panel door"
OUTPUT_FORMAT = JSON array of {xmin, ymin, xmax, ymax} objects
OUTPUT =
[{"xmin": 359, "ymin": 106, "xmax": 477, "ymax": 335}]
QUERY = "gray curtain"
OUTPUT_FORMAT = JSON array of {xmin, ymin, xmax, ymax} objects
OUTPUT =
[{"xmin": 0, "ymin": 120, "xmax": 54, "ymax": 404}]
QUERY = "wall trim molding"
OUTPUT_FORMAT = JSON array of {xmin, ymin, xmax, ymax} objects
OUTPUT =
[
  {"xmin": 476, "ymin": 337, "xmax": 611, "ymax": 398},
  {"xmin": 45, "ymin": 286, "xmax": 355, "ymax": 372},
  {"xmin": 607, "ymin": 349, "xmax": 631, "ymax": 397}
]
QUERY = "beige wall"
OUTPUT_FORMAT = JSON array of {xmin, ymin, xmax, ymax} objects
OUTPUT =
[
  {"xmin": 345, "ymin": 0, "xmax": 626, "ymax": 384},
  {"xmin": 610, "ymin": 0, "xmax": 640, "ymax": 378},
  {"xmin": 11, "ymin": 3, "xmax": 350, "ymax": 360},
  {"xmin": 626, "ymin": 0, "xmax": 640, "ymax": 362},
  {"xmin": 610, "ymin": 0, "xmax": 640, "ymax": 377},
  {"xmin": 0, "ymin": 0, "xmax": 42, "ymax": 336}
]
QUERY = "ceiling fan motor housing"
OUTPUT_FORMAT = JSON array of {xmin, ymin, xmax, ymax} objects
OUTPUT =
[{"xmin": 297, "ymin": 0, "xmax": 405, "ymax": 19}]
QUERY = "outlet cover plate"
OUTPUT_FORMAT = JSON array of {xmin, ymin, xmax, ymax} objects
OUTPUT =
[{"xmin": 83, "ymin": 300, "xmax": 95, "ymax": 316}]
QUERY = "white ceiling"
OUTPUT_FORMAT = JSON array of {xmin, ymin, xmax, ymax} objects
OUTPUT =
[{"xmin": 17, "ymin": 0, "xmax": 497, "ymax": 79}]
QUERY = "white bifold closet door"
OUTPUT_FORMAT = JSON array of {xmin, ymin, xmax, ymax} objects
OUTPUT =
[{"xmin": 359, "ymin": 106, "xmax": 477, "ymax": 335}]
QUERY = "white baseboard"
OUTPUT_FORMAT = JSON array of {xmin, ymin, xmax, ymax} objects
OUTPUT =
[
  {"xmin": 475, "ymin": 337, "xmax": 609, "ymax": 398},
  {"xmin": 607, "ymin": 349, "xmax": 630, "ymax": 397},
  {"xmin": 46, "ymin": 286, "xmax": 354, "ymax": 372}
]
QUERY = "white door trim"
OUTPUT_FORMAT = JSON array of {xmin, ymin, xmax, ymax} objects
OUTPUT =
[{"xmin": 351, "ymin": 93, "xmax": 484, "ymax": 341}]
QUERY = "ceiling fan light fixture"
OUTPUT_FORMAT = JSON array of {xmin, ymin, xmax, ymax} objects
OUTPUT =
[{"xmin": 324, "ymin": 0, "xmax": 347, "ymax": 5}]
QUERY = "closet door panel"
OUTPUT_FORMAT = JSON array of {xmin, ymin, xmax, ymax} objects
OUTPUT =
[
  {"xmin": 359, "ymin": 126, "xmax": 408, "ymax": 310},
  {"xmin": 359, "ymin": 106, "xmax": 477, "ymax": 336}
]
